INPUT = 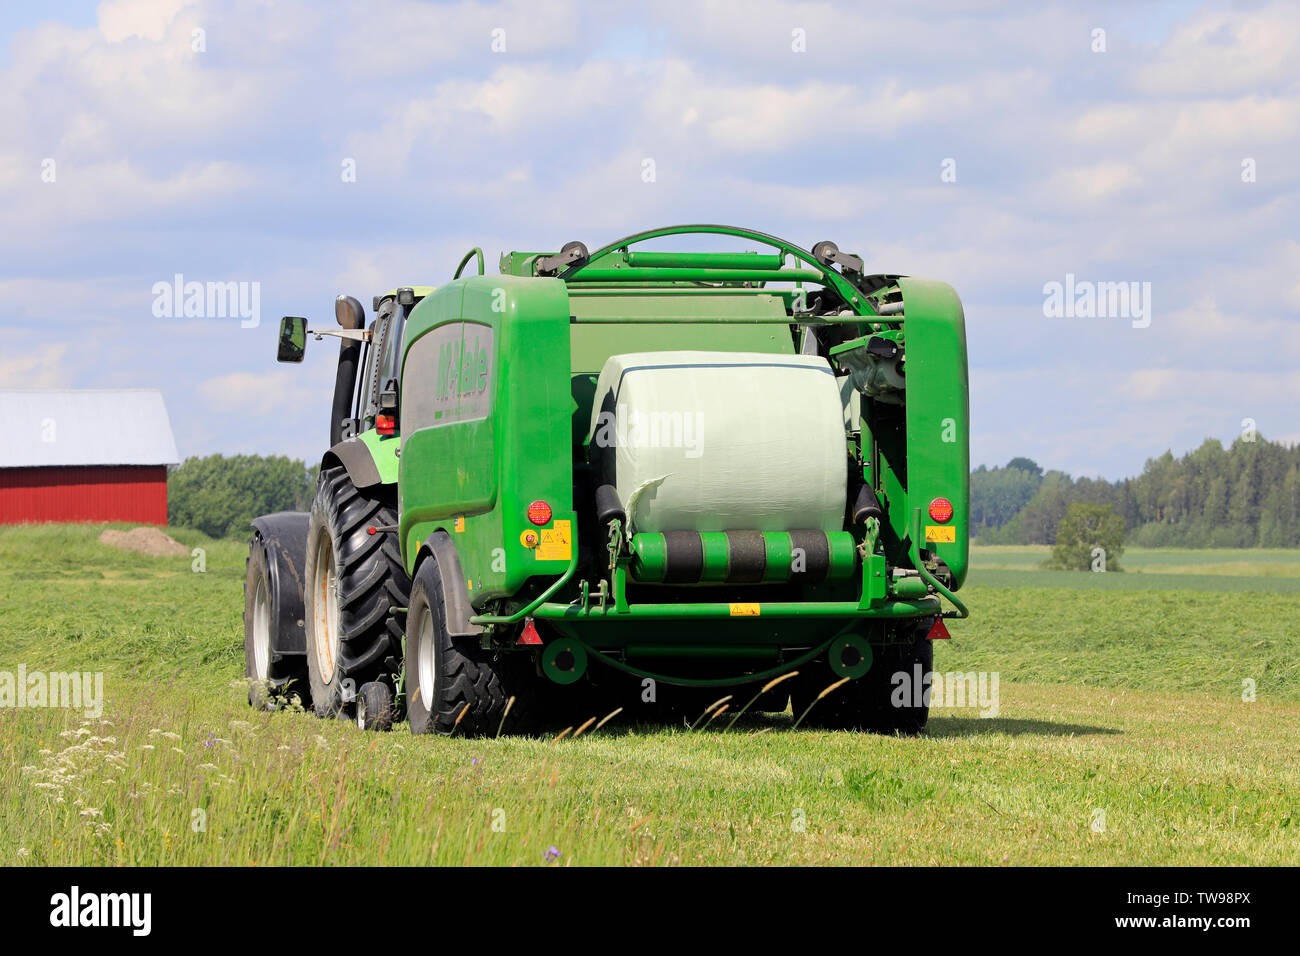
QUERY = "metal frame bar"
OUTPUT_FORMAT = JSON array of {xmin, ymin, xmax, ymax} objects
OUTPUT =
[
  {"xmin": 532, "ymin": 597, "xmax": 942, "ymax": 621},
  {"xmin": 558, "ymin": 224, "xmax": 882, "ymax": 318}
]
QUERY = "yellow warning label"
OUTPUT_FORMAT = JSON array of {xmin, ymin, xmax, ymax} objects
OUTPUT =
[
  {"xmin": 925, "ymin": 525, "xmax": 956, "ymax": 543},
  {"xmin": 729, "ymin": 603, "xmax": 761, "ymax": 617},
  {"xmin": 453, "ymin": 516, "xmax": 465, "ymax": 532},
  {"xmin": 535, "ymin": 519, "xmax": 572, "ymax": 562}
]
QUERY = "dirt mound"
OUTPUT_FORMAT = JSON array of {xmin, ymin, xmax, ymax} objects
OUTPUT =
[{"xmin": 99, "ymin": 527, "xmax": 190, "ymax": 558}]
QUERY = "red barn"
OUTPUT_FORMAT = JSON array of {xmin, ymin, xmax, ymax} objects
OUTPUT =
[{"xmin": 0, "ymin": 390, "xmax": 179, "ymax": 525}]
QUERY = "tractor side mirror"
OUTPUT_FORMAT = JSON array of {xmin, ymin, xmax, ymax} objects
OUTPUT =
[{"xmin": 277, "ymin": 316, "xmax": 307, "ymax": 363}]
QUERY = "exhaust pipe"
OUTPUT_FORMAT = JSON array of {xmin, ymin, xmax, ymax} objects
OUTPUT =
[{"xmin": 330, "ymin": 295, "xmax": 366, "ymax": 447}]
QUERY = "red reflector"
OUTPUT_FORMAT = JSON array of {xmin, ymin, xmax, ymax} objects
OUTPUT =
[
  {"xmin": 376, "ymin": 414, "xmax": 396, "ymax": 436},
  {"xmin": 367, "ymin": 526, "xmax": 377, "ymax": 535},
  {"xmin": 925, "ymin": 618, "xmax": 951, "ymax": 641},
  {"xmin": 526, "ymin": 500, "xmax": 552, "ymax": 526},
  {"xmin": 517, "ymin": 619, "xmax": 542, "ymax": 646},
  {"xmin": 928, "ymin": 497, "xmax": 954, "ymax": 523}
]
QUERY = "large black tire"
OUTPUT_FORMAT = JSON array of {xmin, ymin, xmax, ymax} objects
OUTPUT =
[
  {"xmin": 243, "ymin": 532, "xmax": 309, "ymax": 709},
  {"xmin": 303, "ymin": 467, "xmax": 410, "ymax": 718},
  {"xmin": 793, "ymin": 622, "xmax": 934, "ymax": 734},
  {"xmin": 405, "ymin": 556, "xmax": 526, "ymax": 737}
]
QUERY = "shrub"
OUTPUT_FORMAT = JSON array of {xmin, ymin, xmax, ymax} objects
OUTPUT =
[{"xmin": 1044, "ymin": 502, "xmax": 1126, "ymax": 571}]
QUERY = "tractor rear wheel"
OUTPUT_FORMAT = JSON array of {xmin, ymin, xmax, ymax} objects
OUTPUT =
[
  {"xmin": 793, "ymin": 623, "xmax": 933, "ymax": 735},
  {"xmin": 243, "ymin": 532, "xmax": 309, "ymax": 709},
  {"xmin": 303, "ymin": 467, "xmax": 410, "ymax": 718},
  {"xmin": 405, "ymin": 556, "xmax": 522, "ymax": 737}
]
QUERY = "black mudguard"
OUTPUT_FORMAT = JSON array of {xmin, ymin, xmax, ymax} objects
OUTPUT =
[
  {"xmin": 322, "ymin": 437, "xmax": 383, "ymax": 490},
  {"xmin": 420, "ymin": 530, "xmax": 484, "ymax": 640},
  {"xmin": 250, "ymin": 511, "xmax": 311, "ymax": 657}
]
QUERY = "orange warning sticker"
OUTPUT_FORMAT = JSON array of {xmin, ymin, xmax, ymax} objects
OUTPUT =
[
  {"xmin": 535, "ymin": 519, "xmax": 572, "ymax": 562},
  {"xmin": 729, "ymin": 603, "xmax": 760, "ymax": 617},
  {"xmin": 925, "ymin": 525, "xmax": 956, "ymax": 543},
  {"xmin": 453, "ymin": 516, "xmax": 465, "ymax": 532}
]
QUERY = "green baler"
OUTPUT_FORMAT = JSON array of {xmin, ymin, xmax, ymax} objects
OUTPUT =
[{"xmin": 245, "ymin": 224, "xmax": 969, "ymax": 736}]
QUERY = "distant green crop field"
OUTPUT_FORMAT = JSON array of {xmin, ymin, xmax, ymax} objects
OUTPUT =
[
  {"xmin": 1, "ymin": 526, "xmax": 1297, "ymax": 866},
  {"xmin": 969, "ymin": 544, "xmax": 1300, "ymax": 592},
  {"xmin": 972, "ymin": 544, "xmax": 1300, "ymax": 573}
]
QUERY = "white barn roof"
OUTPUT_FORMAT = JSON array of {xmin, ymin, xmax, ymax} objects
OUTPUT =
[{"xmin": 0, "ymin": 390, "xmax": 179, "ymax": 468}]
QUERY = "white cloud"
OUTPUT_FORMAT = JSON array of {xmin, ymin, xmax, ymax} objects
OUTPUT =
[
  {"xmin": 98, "ymin": 0, "xmax": 197, "ymax": 43},
  {"xmin": 0, "ymin": 344, "xmax": 69, "ymax": 388},
  {"xmin": 1042, "ymin": 161, "xmax": 1141, "ymax": 204},
  {"xmin": 336, "ymin": 0, "xmax": 583, "ymax": 74},
  {"xmin": 199, "ymin": 370, "xmax": 313, "ymax": 411},
  {"xmin": 1135, "ymin": 3, "xmax": 1300, "ymax": 97},
  {"xmin": 1118, "ymin": 367, "xmax": 1300, "ymax": 409},
  {"xmin": 3, "ymin": 159, "xmax": 254, "ymax": 227}
]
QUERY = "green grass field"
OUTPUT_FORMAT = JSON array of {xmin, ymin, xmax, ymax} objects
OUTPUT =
[
  {"xmin": 1, "ymin": 527, "xmax": 1297, "ymax": 866},
  {"xmin": 970, "ymin": 544, "xmax": 1300, "ymax": 592}
]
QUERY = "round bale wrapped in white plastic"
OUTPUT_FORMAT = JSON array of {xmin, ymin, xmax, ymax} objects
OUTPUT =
[{"xmin": 587, "ymin": 350, "xmax": 847, "ymax": 534}]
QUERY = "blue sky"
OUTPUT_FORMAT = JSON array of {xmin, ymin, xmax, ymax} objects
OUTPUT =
[{"xmin": 1, "ymin": 0, "xmax": 1296, "ymax": 480}]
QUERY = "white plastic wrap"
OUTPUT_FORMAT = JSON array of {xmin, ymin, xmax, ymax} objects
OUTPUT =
[{"xmin": 587, "ymin": 350, "xmax": 847, "ymax": 533}]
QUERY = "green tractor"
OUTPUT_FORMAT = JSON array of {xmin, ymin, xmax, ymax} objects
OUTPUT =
[{"xmin": 243, "ymin": 224, "xmax": 970, "ymax": 736}]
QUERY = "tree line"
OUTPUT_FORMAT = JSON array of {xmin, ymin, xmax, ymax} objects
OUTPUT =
[
  {"xmin": 973, "ymin": 434, "xmax": 1300, "ymax": 548},
  {"xmin": 170, "ymin": 434, "xmax": 1300, "ymax": 549},
  {"xmin": 168, "ymin": 454, "xmax": 317, "ymax": 539}
]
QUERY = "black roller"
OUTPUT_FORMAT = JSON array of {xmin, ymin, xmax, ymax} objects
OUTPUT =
[
  {"xmin": 661, "ymin": 531, "xmax": 704, "ymax": 584},
  {"xmin": 852, "ymin": 483, "xmax": 885, "ymax": 524},
  {"xmin": 788, "ymin": 530, "xmax": 831, "ymax": 581},
  {"xmin": 594, "ymin": 484, "xmax": 625, "ymax": 526},
  {"xmin": 724, "ymin": 530, "xmax": 767, "ymax": 583}
]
